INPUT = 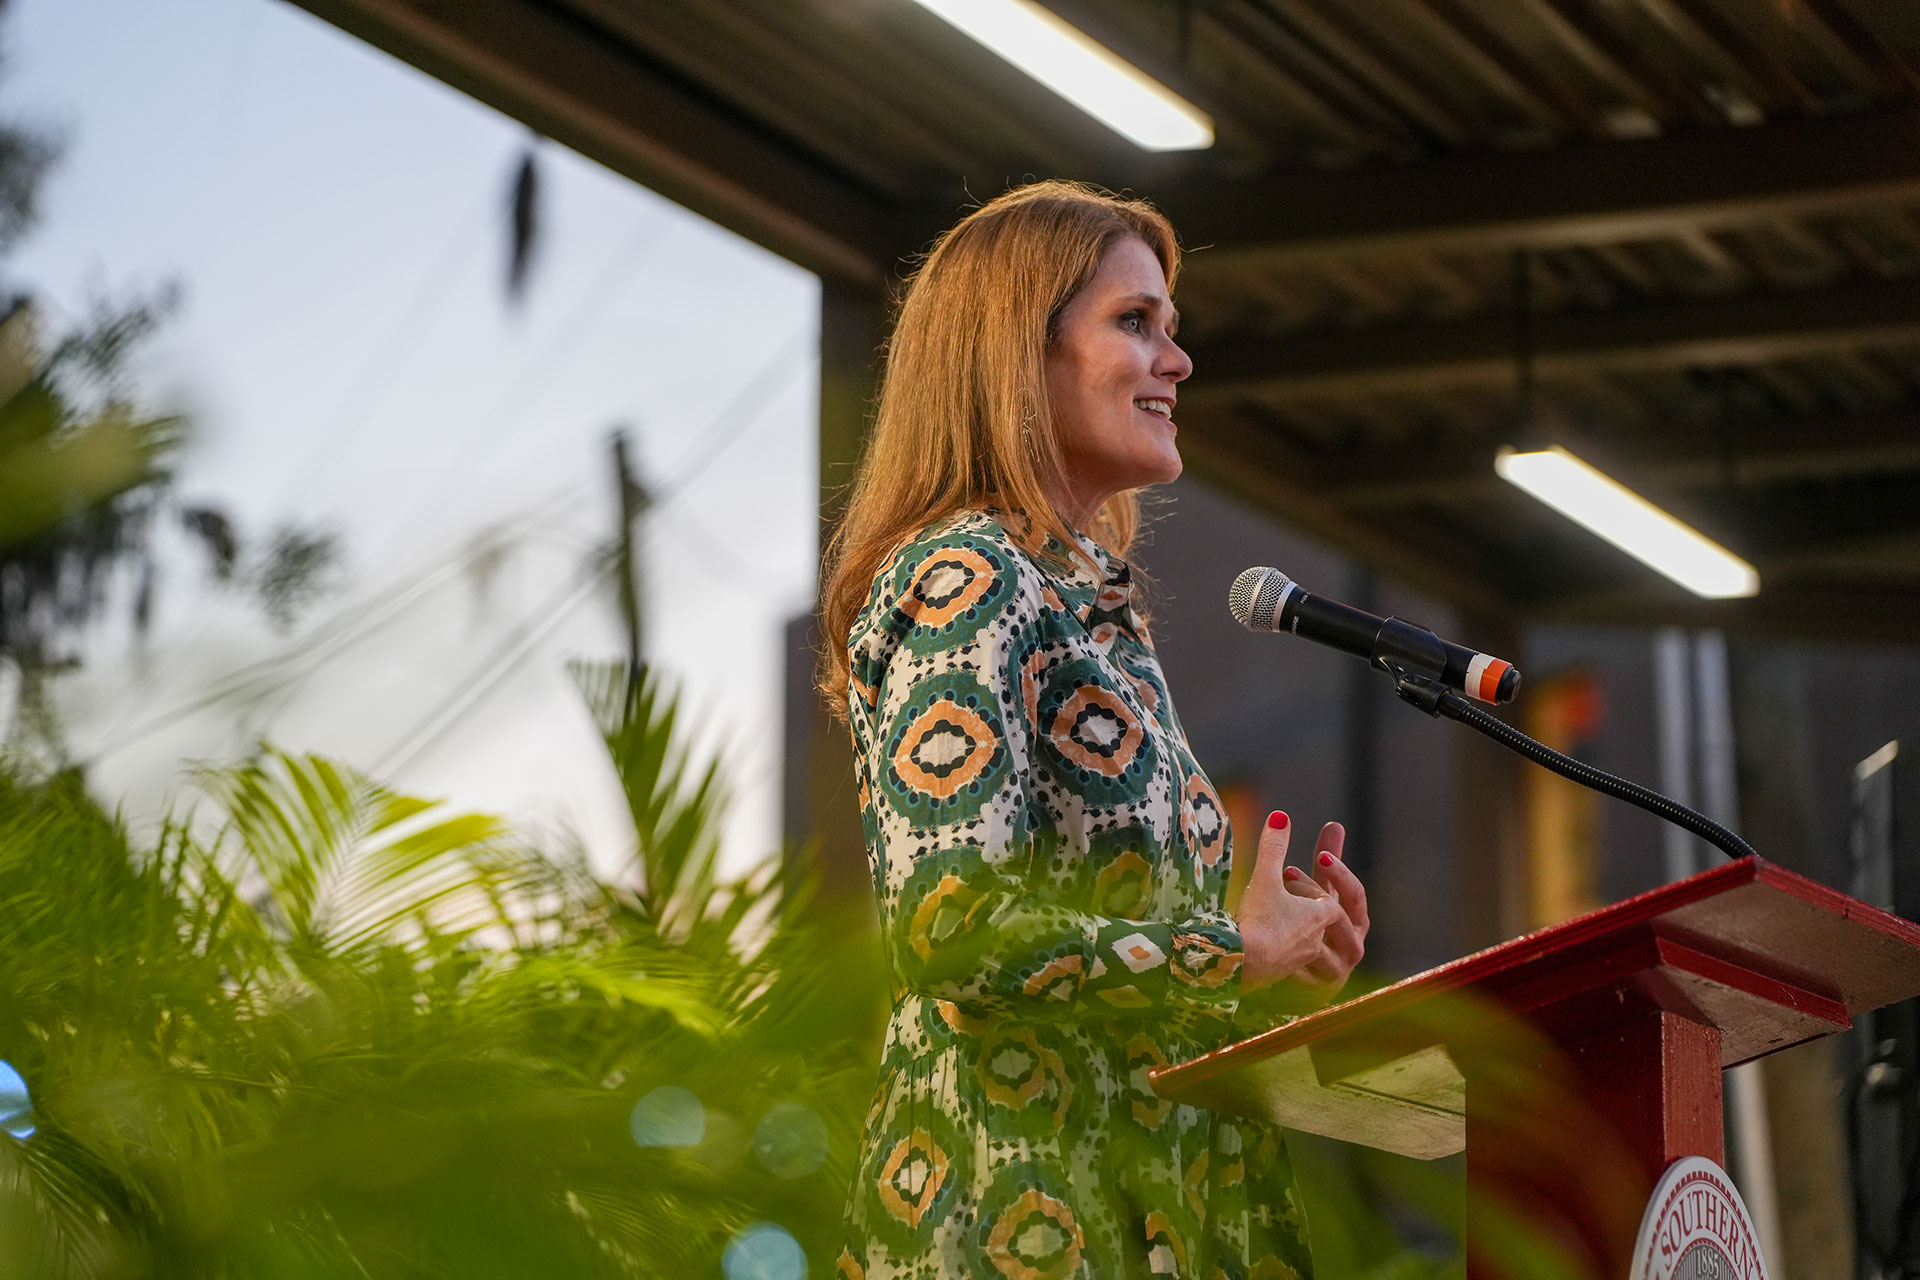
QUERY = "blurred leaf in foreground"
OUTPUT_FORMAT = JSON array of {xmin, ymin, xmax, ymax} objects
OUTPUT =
[
  {"xmin": 0, "ymin": 662, "xmax": 883, "ymax": 1276},
  {"xmin": 0, "ymin": 294, "xmax": 187, "ymax": 759}
]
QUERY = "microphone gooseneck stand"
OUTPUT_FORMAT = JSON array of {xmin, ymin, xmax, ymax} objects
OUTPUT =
[{"xmin": 1389, "ymin": 667, "xmax": 1761, "ymax": 863}]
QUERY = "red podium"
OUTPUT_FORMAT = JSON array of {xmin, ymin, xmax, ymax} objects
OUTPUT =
[{"xmin": 1153, "ymin": 857, "xmax": 1920, "ymax": 1280}]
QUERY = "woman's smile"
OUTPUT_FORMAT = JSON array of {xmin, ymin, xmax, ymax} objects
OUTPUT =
[{"xmin": 1132, "ymin": 397, "xmax": 1175, "ymax": 424}]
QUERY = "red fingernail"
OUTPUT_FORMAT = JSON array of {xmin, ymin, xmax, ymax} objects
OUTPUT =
[
  {"xmin": 1283, "ymin": 866, "xmax": 1303, "ymax": 880},
  {"xmin": 1318, "ymin": 851, "xmax": 1335, "ymax": 867},
  {"xmin": 1268, "ymin": 811, "xmax": 1289, "ymax": 830}
]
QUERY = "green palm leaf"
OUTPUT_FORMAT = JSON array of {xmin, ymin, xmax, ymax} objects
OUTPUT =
[{"xmin": 0, "ymin": 661, "xmax": 884, "ymax": 1276}]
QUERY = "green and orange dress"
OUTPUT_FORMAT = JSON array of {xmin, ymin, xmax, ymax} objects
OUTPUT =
[{"xmin": 837, "ymin": 510, "xmax": 1315, "ymax": 1280}]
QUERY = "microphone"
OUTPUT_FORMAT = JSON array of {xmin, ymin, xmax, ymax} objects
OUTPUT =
[{"xmin": 1228, "ymin": 566, "xmax": 1520, "ymax": 705}]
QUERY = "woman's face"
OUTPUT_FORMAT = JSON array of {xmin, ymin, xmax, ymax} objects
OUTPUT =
[{"xmin": 1045, "ymin": 235, "xmax": 1192, "ymax": 526}]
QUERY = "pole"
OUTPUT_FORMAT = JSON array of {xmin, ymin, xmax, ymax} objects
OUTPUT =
[{"xmin": 611, "ymin": 428, "xmax": 646, "ymax": 688}]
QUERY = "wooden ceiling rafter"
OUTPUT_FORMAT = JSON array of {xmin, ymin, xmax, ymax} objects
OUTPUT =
[
  {"xmin": 1665, "ymin": 0, "xmax": 1827, "ymax": 114},
  {"xmin": 1521, "ymin": 0, "xmax": 1705, "ymax": 128},
  {"xmin": 1184, "ymin": 273, "xmax": 1920, "ymax": 401},
  {"xmin": 1256, "ymin": 0, "xmax": 1483, "ymax": 147},
  {"xmin": 560, "ymin": 0, "xmax": 979, "ymax": 196},
  {"xmin": 1634, "ymin": 0, "xmax": 1800, "ymax": 114},
  {"xmin": 1797, "ymin": 0, "xmax": 1920, "ymax": 99},
  {"xmin": 1414, "ymin": 0, "xmax": 1611, "ymax": 138},
  {"xmin": 1200, "ymin": 3, "xmax": 1424, "ymax": 162},
  {"xmin": 1785, "ymin": 0, "xmax": 1903, "ymax": 100},
  {"xmin": 1392, "ymin": 0, "xmax": 1574, "ymax": 139},
  {"xmin": 1186, "ymin": 4, "xmax": 1393, "ymax": 160},
  {"xmin": 1169, "ymin": 105, "xmax": 1920, "ymax": 276}
]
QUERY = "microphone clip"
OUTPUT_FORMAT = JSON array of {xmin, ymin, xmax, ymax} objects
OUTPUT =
[
  {"xmin": 1386, "ymin": 663, "xmax": 1449, "ymax": 717},
  {"xmin": 1369, "ymin": 617, "xmax": 1449, "ymax": 689}
]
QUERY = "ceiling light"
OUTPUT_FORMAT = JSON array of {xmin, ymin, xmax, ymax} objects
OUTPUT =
[
  {"xmin": 908, "ymin": 0, "xmax": 1214, "ymax": 151},
  {"xmin": 1496, "ymin": 446, "xmax": 1759, "ymax": 599}
]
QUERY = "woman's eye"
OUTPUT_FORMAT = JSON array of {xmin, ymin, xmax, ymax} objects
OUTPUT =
[{"xmin": 1120, "ymin": 312, "xmax": 1145, "ymax": 332}]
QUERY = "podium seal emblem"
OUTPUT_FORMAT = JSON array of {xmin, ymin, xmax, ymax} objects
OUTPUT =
[{"xmin": 1629, "ymin": 1156, "xmax": 1770, "ymax": 1280}]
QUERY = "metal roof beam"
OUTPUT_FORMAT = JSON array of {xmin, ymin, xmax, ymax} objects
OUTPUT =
[
  {"xmin": 1167, "ymin": 106, "xmax": 1920, "ymax": 270},
  {"xmin": 1327, "ymin": 407, "xmax": 1920, "ymax": 509},
  {"xmin": 287, "ymin": 0, "xmax": 894, "ymax": 284},
  {"xmin": 1182, "ymin": 275, "xmax": 1920, "ymax": 401},
  {"xmin": 1536, "ymin": 581, "xmax": 1920, "ymax": 644}
]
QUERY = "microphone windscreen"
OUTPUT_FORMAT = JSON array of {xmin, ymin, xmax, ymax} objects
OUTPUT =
[{"xmin": 1228, "ymin": 566, "xmax": 1293, "ymax": 632}]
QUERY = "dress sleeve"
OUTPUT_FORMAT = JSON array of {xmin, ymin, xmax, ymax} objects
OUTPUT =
[{"xmin": 859, "ymin": 528, "xmax": 1244, "ymax": 1024}]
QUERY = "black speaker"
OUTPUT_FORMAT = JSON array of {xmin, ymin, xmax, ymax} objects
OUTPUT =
[{"xmin": 1848, "ymin": 741, "xmax": 1920, "ymax": 1280}]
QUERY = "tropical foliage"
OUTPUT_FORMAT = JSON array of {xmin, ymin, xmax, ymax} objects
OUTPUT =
[
  {"xmin": 0, "ymin": 661, "xmax": 882, "ymax": 1277},
  {"xmin": 0, "ymin": 649, "xmax": 1484, "ymax": 1279}
]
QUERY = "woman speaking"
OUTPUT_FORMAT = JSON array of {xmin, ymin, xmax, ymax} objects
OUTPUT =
[{"xmin": 821, "ymin": 181, "xmax": 1370, "ymax": 1279}]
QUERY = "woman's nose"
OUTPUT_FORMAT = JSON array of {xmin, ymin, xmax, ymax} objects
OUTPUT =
[{"xmin": 1159, "ymin": 337, "xmax": 1193, "ymax": 383}]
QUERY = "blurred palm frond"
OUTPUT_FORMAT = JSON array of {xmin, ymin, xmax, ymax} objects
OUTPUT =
[{"xmin": 0, "ymin": 663, "xmax": 882, "ymax": 1276}]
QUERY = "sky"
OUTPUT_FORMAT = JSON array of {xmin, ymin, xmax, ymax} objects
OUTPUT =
[{"xmin": 2, "ymin": 0, "xmax": 822, "ymax": 873}]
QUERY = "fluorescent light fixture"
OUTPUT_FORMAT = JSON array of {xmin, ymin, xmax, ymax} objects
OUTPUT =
[
  {"xmin": 908, "ymin": 0, "xmax": 1214, "ymax": 151},
  {"xmin": 1496, "ymin": 446, "xmax": 1759, "ymax": 599}
]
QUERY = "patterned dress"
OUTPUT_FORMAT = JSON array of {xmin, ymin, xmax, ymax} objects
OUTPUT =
[{"xmin": 837, "ymin": 510, "xmax": 1315, "ymax": 1280}]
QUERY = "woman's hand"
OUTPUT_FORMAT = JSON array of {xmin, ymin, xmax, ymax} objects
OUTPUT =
[
  {"xmin": 1228, "ymin": 817, "xmax": 1351, "ymax": 997},
  {"xmin": 1234, "ymin": 811, "xmax": 1353, "ymax": 994},
  {"xmin": 1283, "ymin": 820, "xmax": 1370, "ymax": 1002}
]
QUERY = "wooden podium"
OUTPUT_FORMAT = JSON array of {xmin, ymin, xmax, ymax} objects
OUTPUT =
[{"xmin": 1153, "ymin": 857, "xmax": 1920, "ymax": 1280}]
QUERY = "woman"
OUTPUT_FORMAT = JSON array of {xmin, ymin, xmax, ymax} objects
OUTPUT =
[{"xmin": 821, "ymin": 181, "xmax": 1370, "ymax": 1280}]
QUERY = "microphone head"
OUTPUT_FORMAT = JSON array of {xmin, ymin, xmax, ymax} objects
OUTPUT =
[{"xmin": 1228, "ymin": 566, "xmax": 1295, "ymax": 633}]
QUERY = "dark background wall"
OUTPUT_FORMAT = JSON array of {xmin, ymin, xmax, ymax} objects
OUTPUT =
[
  {"xmin": 1731, "ymin": 639, "xmax": 1920, "ymax": 890},
  {"xmin": 1523, "ymin": 627, "xmax": 1672, "ymax": 906}
]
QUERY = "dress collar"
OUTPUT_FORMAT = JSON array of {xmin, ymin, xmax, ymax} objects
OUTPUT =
[
  {"xmin": 1042, "ymin": 526, "xmax": 1139, "ymax": 647},
  {"xmin": 979, "ymin": 507, "xmax": 1139, "ymax": 643}
]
